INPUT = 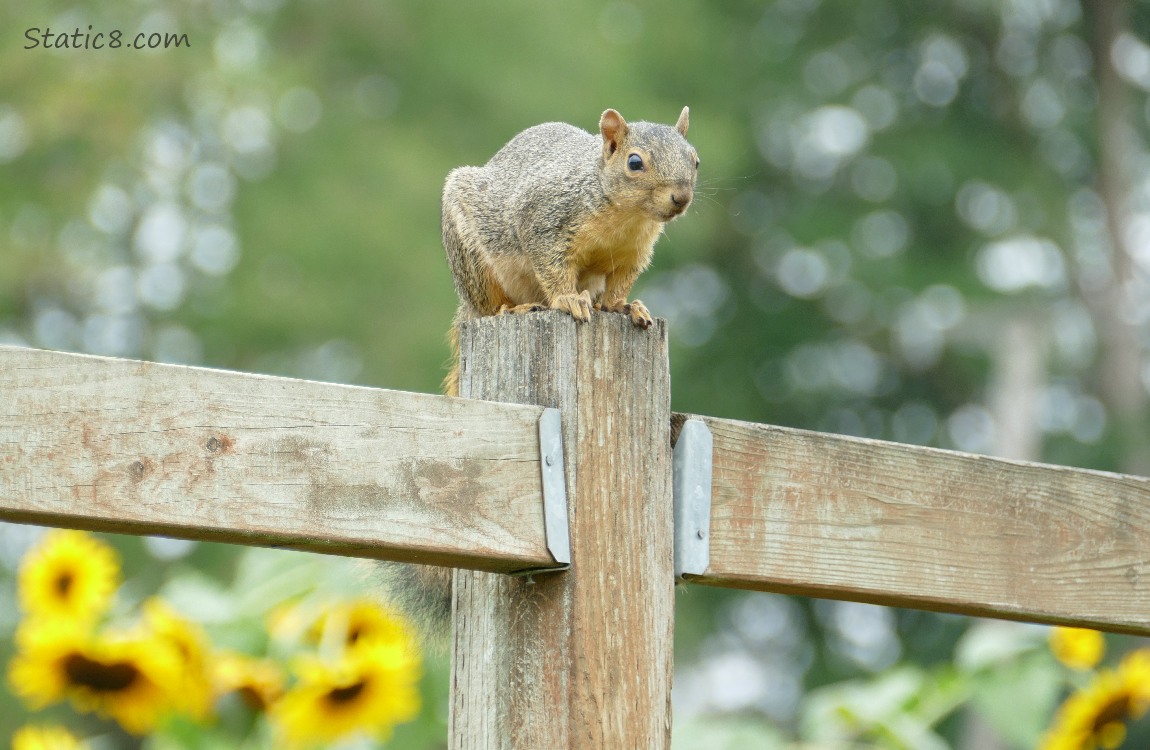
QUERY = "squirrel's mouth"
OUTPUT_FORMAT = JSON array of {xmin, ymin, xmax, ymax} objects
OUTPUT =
[{"xmin": 657, "ymin": 189, "xmax": 693, "ymax": 221}]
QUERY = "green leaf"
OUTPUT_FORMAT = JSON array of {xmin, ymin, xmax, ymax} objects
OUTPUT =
[
  {"xmin": 967, "ymin": 654, "xmax": 1062, "ymax": 749},
  {"xmin": 672, "ymin": 715, "xmax": 788, "ymax": 750}
]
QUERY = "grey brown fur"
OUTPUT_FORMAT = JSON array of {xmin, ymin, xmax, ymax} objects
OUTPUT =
[{"xmin": 441, "ymin": 106, "xmax": 698, "ymax": 395}]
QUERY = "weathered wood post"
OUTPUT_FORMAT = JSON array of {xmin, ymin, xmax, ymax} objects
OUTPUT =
[{"xmin": 450, "ymin": 313, "xmax": 674, "ymax": 749}]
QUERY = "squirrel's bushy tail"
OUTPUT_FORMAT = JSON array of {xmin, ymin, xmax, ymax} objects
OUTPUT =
[
  {"xmin": 373, "ymin": 560, "xmax": 454, "ymax": 646},
  {"xmin": 377, "ymin": 316, "xmax": 464, "ymax": 642},
  {"xmin": 443, "ymin": 321, "xmax": 460, "ymax": 397},
  {"xmin": 372, "ymin": 312, "xmax": 468, "ymax": 645},
  {"xmin": 443, "ymin": 303, "xmax": 479, "ymax": 397}
]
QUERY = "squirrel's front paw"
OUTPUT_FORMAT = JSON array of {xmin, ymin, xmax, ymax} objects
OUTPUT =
[
  {"xmin": 551, "ymin": 291, "xmax": 593, "ymax": 323},
  {"xmin": 595, "ymin": 299, "xmax": 653, "ymax": 329},
  {"xmin": 625, "ymin": 299, "xmax": 653, "ymax": 329}
]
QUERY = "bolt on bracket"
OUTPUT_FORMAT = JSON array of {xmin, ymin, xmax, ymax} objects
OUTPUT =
[{"xmin": 515, "ymin": 406, "xmax": 571, "ymax": 574}]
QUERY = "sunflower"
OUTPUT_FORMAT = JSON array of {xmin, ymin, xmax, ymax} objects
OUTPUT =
[
  {"xmin": 18, "ymin": 529, "xmax": 120, "ymax": 623},
  {"xmin": 271, "ymin": 640, "xmax": 422, "ymax": 748},
  {"xmin": 214, "ymin": 651, "xmax": 286, "ymax": 711},
  {"xmin": 1119, "ymin": 649, "xmax": 1150, "ymax": 715},
  {"xmin": 8, "ymin": 618, "xmax": 182, "ymax": 735},
  {"xmin": 11, "ymin": 725, "xmax": 88, "ymax": 750},
  {"xmin": 139, "ymin": 598, "xmax": 215, "ymax": 720},
  {"xmin": 1039, "ymin": 648, "xmax": 1150, "ymax": 750},
  {"xmin": 309, "ymin": 598, "xmax": 418, "ymax": 653},
  {"xmin": 1051, "ymin": 627, "xmax": 1106, "ymax": 671}
]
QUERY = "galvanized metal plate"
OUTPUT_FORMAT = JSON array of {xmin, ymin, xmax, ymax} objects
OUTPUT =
[
  {"xmin": 537, "ymin": 407, "xmax": 571, "ymax": 568},
  {"xmin": 673, "ymin": 418, "xmax": 713, "ymax": 578}
]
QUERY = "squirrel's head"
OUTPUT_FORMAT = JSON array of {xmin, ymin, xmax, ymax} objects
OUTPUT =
[{"xmin": 598, "ymin": 107, "xmax": 698, "ymax": 222}]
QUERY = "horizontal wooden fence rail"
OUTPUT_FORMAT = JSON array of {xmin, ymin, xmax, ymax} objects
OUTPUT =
[
  {"xmin": 8, "ymin": 341, "xmax": 1150, "ymax": 644},
  {"xmin": 0, "ymin": 346, "xmax": 564, "ymax": 573},
  {"xmin": 678, "ymin": 415, "xmax": 1150, "ymax": 636}
]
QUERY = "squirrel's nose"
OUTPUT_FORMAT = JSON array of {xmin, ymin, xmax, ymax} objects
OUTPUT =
[{"xmin": 670, "ymin": 190, "xmax": 692, "ymax": 210}]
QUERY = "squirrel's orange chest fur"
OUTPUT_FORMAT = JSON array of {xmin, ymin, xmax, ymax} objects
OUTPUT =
[
  {"xmin": 485, "ymin": 204, "xmax": 663, "ymax": 307},
  {"xmin": 569, "ymin": 202, "xmax": 663, "ymax": 277}
]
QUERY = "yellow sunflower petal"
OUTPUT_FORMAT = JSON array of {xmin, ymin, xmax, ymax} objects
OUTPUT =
[
  {"xmin": 267, "ymin": 599, "xmax": 314, "ymax": 644},
  {"xmin": 1118, "ymin": 648, "xmax": 1150, "ymax": 716},
  {"xmin": 18, "ymin": 530, "xmax": 120, "ymax": 623},
  {"xmin": 11, "ymin": 724, "xmax": 88, "ymax": 750},
  {"xmin": 1050, "ymin": 626, "xmax": 1106, "ymax": 671},
  {"xmin": 136, "ymin": 598, "xmax": 216, "ymax": 721},
  {"xmin": 1098, "ymin": 720, "xmax": 1127, "ymax": 749}
]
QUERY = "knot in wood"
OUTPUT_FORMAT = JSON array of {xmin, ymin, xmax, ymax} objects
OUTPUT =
[{"xmin": 127, "ymin": 460, "xmax": 150, "ymax": 482}]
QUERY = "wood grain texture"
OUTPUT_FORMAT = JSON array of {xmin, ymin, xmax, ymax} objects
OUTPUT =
[
  {"xmin": 688, "ymin": 414, "xmax": 1150, "ymax": 635},
  {"xmin": 0, "ymin": 345, "xmax": 558, "ymax": 572},
  {"xmin": 451, "ymin": 312, "xmax": 674, "ymax": 750}
]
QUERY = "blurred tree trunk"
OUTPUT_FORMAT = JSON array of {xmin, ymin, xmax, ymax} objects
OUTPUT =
[
  {"xmin": 989, "ymin": 317, "xmax": 1047, "ymax": 462},
  {"xmin": 959, "ymin": 315, "xmax": 1047, "ymax": 750},
  {"xmin": 1084, "ymin": 0, "xmax": 1150, "ymax": 475}
]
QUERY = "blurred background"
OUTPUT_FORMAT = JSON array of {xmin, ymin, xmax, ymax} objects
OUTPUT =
[{"xmin": 2, "ymin": 0, "xmax": 1150, "ymax": 747}]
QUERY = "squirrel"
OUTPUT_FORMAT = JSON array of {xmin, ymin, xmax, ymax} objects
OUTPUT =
[
  {"xmin": 440, "ymin": 106, "xmax": 698, "ymax": 395},
  {"xmin": 383, "ymin": 107, "xmax": 698, "ymax": 637}
]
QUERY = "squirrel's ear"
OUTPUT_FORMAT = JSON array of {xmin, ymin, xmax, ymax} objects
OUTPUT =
[
  {"xmin": 675, "ymin": 106, "xmax": 689, "ymax": 136},
  {"xmin": 600, "ymin": 109, "xmax": 628, "ymax": 158}
]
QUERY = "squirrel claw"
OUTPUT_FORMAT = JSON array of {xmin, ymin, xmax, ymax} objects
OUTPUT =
[
  {"xmin": 551, "ymin": 291, "xmax": 593, "ymax": 322},
  {"xmin": 627, "ymin": 299, "xmax": 653, "ymax": 329},
  {"xmin": 596, "ymin": 299, "xmax": 653, "ymax": 329}
]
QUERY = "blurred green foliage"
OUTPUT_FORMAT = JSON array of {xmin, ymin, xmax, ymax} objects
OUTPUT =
[{"xmin": 3, "ymin": 0, "xmax": 1150, "ymax": 747}]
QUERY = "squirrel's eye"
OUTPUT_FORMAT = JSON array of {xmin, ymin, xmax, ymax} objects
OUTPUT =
[{"xmin": 627, "ymin": 153, "xmax": 644, "ymax": 171}]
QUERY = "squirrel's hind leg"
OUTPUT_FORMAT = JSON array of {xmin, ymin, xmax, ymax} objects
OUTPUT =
[{"xmin": 443, "ymin": 168, "xmax": 511, "ymax": 317}]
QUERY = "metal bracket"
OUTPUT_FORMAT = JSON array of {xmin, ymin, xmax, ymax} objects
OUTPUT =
[
  {"xmin": 511, "ymin": 407, "xmax": 571, "ymax": 576},
  {"xmin": 538, "ymin": 408, "xmax": 571, "ymax": 567},
  {"xmin": 673, "ymin": 418, "xmax": 713, "ymax": 578}
]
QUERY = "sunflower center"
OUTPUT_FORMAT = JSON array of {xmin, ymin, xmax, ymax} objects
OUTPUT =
[
  {"xmin": 54, "ymin": 571, "xmax": 74, "ymax": 598},
  {"xmin": 238, "ymin": 685, "xmax": 270, "ymax": 711},
  {"xmin": 63, "ymin": 653, "xmax": 140, "ymax": 692},
  {"xmin": 1090, "ymin": 693, "xmax": 1133, "ymax": 737},
  {"xmin": 326, "ymin": 680, "xmax": 367, "ymax": 704}
]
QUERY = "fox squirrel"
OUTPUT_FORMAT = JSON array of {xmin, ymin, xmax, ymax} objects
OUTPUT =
[
  {"xmin": 385, "ymin": 108, "xmax": 698, "ymax": 636},
  {"xmin": 441, "ymin": 106, "xmax": 698, "ymax": 395}
]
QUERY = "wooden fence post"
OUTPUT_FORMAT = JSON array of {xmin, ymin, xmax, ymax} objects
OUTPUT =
[{"xmin": 449, "ymin": 312, "xmax": 674, "ymax": 749}]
